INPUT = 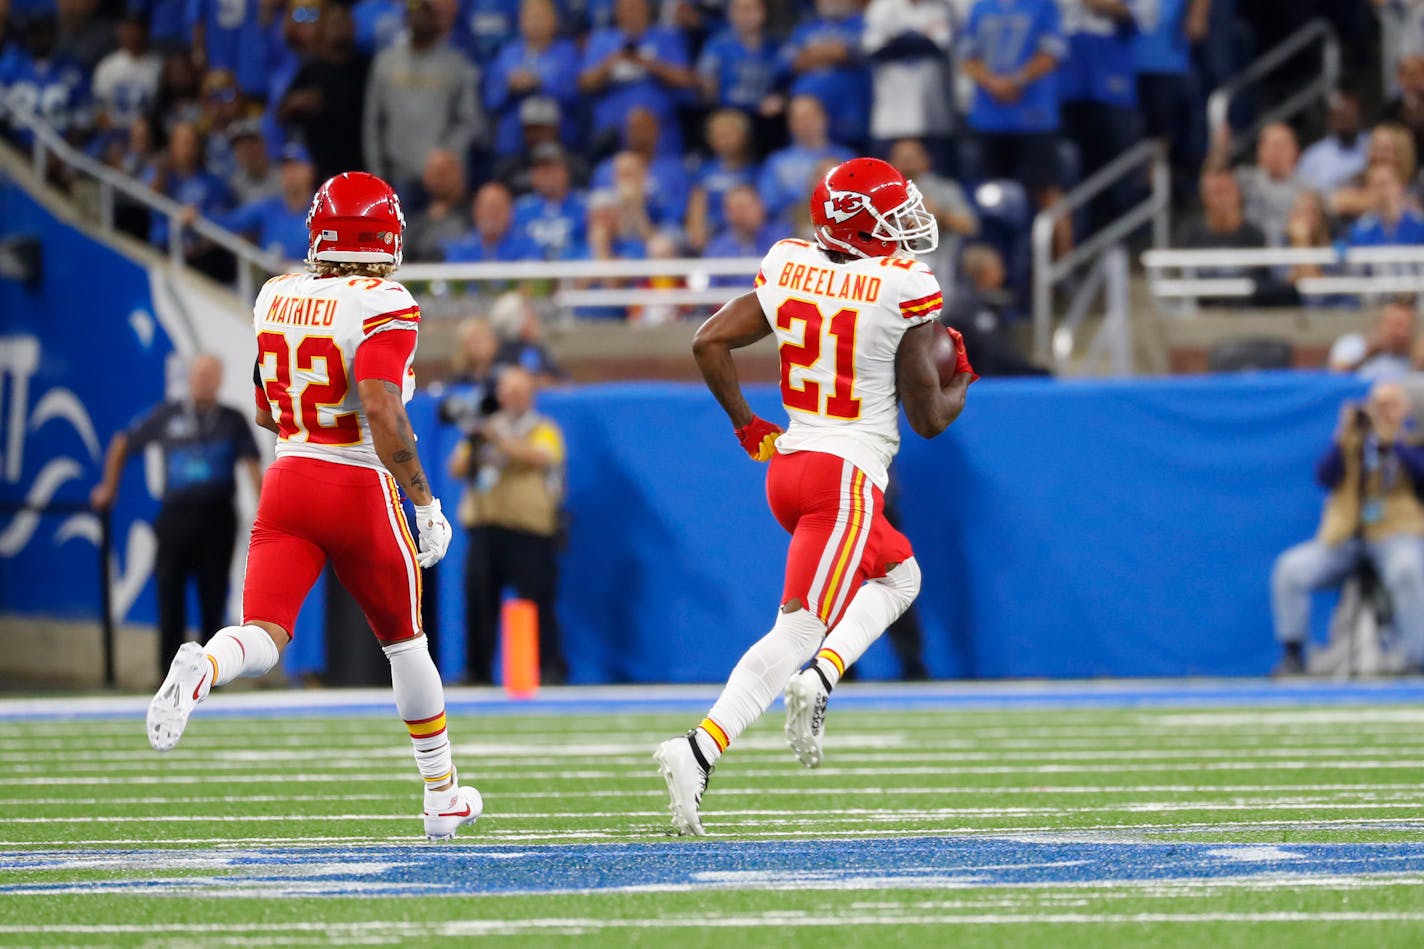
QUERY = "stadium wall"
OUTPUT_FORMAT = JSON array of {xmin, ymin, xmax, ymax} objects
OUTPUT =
[
  {"xmin": 0, "ymin": 184, "xmax": 1370, "ymax": 683},
  {"xmin": 409, "ymin": 375, "xmax": 1367, "ymax": 683}
]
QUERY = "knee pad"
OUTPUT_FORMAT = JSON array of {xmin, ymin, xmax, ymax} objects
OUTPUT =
[{"xmin": 875, "ymin": 557, "xmax": 922, "ymax": 611}]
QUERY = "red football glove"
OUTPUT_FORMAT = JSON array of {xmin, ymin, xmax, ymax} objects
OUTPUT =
[
  {"xmin": 735, "ymin": 416, "xmax": 782, "ymax": 462},
  {"xmin": 945, "ymin": 326, "xmax": 979, "ymax": 384}
]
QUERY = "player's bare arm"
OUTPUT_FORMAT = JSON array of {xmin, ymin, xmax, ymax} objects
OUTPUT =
[
  {"xmin": 897, "ymin": 322, "xmax": 969, "ymax": 438},
  {"xmin": 254, "ymin": 405, "xmax": 279, "ymax": 434},
  {"xmin": 692, "ymin": 290, "xmax": 773, "ymax": 429},
  {"xmin": 90, "ymin": 431, "xmax": 130, "ymax": 510},
  {"xmin": 359, "ymin": 378, "xmax": 434, "ymax": 505}
]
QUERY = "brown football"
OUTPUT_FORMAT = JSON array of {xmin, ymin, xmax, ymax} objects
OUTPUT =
[{"xmin": 930, "ymin": 325, "xmax": 958, "ymax": 387}]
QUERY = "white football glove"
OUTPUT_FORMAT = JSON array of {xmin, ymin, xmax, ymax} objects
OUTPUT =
[{"xmin": 412, "ymin": 498, "xmax": 453, "ymax": 568}]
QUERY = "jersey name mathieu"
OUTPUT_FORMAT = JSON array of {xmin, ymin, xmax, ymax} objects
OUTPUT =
[
  {"xmin": 753, "ymin": 238, "xmax": 943, "ymax": 489},
  {"xmin": 253, "ymin": 272, "xmax": 420, "ymax": 471}
]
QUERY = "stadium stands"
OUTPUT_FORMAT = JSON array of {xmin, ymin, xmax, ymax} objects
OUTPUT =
[{"xmin": 1, "ymin": 0, "xmax": 1420, "ymax": 369}]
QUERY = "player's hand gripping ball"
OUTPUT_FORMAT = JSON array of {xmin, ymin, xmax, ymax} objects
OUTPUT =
[
  {"xmin": 934, "ymin": 325, "xmax": 980, "ymax": 386},
  {"xmin": 735, "ymin": 416, "xmax": 783, "ymax": 462}
]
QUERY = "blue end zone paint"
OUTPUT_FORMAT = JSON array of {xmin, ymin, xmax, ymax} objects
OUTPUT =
[
  {"xmin": 4, "ymin": 679, "xmax": 1424, "ymax": 722},
  {"xmin": 5, "ymin": 837, "xmax": 1424, "ymax": 897}
]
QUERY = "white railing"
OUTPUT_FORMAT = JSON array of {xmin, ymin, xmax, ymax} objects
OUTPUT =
[
  {"xmin": 1142, "ymin": 245, "xmax": 1424, "ymax": 306},
  {"xmin": 2, "ymin": 102, "xmax": 282, "ymax": 301},
  {"xmin": 1207, "ymin": 18, "xmax": 1341, "ymax": 159},
  {"xmin": 1031, "ymin": 140, "xmax": 1170, "ymax": 368}
]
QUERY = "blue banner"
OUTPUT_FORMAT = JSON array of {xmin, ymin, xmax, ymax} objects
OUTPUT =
[
  {"xmin": 0, "ymin": 183, "xmax": 171, "ymax": 625},
  {"xmin": 401, "ymin": 373, "xmax": 1368, "ymax": 683}
]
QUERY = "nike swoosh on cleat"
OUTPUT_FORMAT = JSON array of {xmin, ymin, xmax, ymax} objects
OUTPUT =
[
  {"xmin": 437, "ymin": 805, "xmax": 472, "ymax": 818},
  {"xmin": 191, "ymin": 676, "xmax": 208, "ymax": 702}
]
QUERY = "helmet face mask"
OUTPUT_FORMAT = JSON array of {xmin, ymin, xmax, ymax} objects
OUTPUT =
[
  {"xmin": 306, "ymin": 172, "xmax": 405, "ymax": 268},
  {"xmin": 810, "ymin": 159, "xmax": 939, "ymax": 259}
]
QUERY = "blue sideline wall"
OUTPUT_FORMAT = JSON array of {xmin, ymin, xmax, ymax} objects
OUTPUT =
[{"xmin": 399, "ymin": 374, "xmax": 1368, "ymax": 683}]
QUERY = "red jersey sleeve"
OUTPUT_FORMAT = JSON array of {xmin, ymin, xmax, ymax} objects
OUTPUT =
[{"xmin": 354, "ymin": 328, "xmax": 417, "ymax": 386}]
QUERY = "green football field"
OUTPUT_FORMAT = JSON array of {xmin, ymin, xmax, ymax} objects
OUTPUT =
[{"xmin": 2, "ymin": 684, "xmax": 1424, "ymax": 948}]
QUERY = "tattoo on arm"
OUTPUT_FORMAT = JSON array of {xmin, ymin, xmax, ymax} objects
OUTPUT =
[{"xmin": 392, "ymin": 449, "xmax": 415, "ymax": 463}]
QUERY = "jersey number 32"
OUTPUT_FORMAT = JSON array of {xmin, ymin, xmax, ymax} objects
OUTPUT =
[{"xmin": 257, "ymin": 332, "xmax": 362, "ymax": 445}]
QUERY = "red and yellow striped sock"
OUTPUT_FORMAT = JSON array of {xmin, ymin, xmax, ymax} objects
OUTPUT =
[
  {"xmin": 696, "ymin": 717, "xmax": 730, "ymax": 761},
  {"xmin": 815, "ymin": 647, "xmax": 847, "ymax": 688},
  {"xmin": 405, "ymin": 711, "xmax": 454, "ymax": 788}
]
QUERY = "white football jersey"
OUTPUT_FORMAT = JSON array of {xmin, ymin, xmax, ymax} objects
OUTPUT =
[
  {"xmin": 753, "ymin": 238, "xmax": 943, "ymax": 488},
  {"xmin": 252, "ymin": 271, "xmax": 420, "ymax": 471}
]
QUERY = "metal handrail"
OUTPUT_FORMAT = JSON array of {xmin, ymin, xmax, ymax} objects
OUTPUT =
[
  {"xmin": 1031, "ymin": 140, "xmax": 1170, "ymax": 363},
  {"xmin": 1144, "ymin": 244, "xmax": 1424, "ymax": 304},
  {"xmin": 3, "ymin": 103, "xmax": 286, "ymax": 301},
  {"xmin": 1144, "ymin": 246, "xmax": 1424, "ymax": 269},
  {"xmin": 1207, "ymin": 18, "xmax": 1341, "ymax": 158}
]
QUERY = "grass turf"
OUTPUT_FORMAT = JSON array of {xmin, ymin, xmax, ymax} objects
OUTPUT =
[{"xmin": 2, "ymin": 696, "xmax": 1424, "ymax": 947}]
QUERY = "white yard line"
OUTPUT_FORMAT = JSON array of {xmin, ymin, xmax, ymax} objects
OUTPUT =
[{"xmin": 3, "ymin": 911, "xmax": 1424, "ymax": 938}]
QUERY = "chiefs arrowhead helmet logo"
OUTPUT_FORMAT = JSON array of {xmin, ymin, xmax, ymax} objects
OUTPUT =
[{"xmin": 822, "ymin": 190, "xmax": 868, "ymax": 224}]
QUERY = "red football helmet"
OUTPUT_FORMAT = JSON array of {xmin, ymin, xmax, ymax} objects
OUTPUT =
[
  {"xmin": 809, "ymin": 157, "xmax": 939, "ymax": 259},
  {"xmin": 306, "ymin": 171, "xmax": 405, "ymax": 267}
]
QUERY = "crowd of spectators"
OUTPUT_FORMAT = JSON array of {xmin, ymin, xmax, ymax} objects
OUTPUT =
[{"xmin": 0, "ymin": 0, "xmax": 1388, "ymax": 318}]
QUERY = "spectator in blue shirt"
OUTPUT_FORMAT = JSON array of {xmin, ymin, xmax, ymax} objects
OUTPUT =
[
  {"xmin": 758, "ymin": 94, "xmax": 853, "ymax": 222},
  {"xmin": 218, "ymin": 142, "xmax": 315, "ymax": 260},
  {"xmin": 1059, "ymin": 0, "xmax": 1141, "ymax": 227},
  {"xmin": 1133, "ymin": 0, "xmax": 1209, "ymax": 193},
  {"xmin": 578, "ymin": 0, "xmax": 697, "ymax": 156},
  {"xmin": 960, "ymin": 0, "xmax": 1067, "ymax": 246},
  {"xmin": 485, "ymin": 0, "xmax": 581, "ymax": 158},
  {"xmin": 1347, "ymin": 164, "xmax": 1424, "ymax": 248},
  {"xmin": 697, "ymin": 0, "xmax": 780, "ymax": 116},
  {"xmin": 0, "ymin": 15, "xmax": 91, "ymax": 145},
  {"xmin": 512, "ymin": 142, "xmax": 588, "ymax": 259},
  {"xmin": 146, "ymin": 121, "xmax": 234, "ymax": 279},
  {"xmin": 687, "ymin": 108, "xmax": 761, "ymax": 251},
  {"xmin": 131, "ymin": 0, "xmax": 189, "ymax": 53},
  {"xmin": 197, "ymin": 68, "xmax": 251, "ymax": 183},
  {"xmin": 591, "ymin": 107, "xmax": 690, "ymax": 228},
  {"xmin": 351, "ymin": 0, "xmax": 405, "ymax": 54},
  {"xmin": 1299, "ymin": 92, "xmax": 1371, "ymax": 194},
  {"xmin": 188, "ymin": 0, "xmax": 277, "ymax": 101},
  {"xmin": 443, "ymin": 182, "xmax": 542, "ymax": 262},
  {"xmin": 453, "ymin": 0, "xmax": 522, "ymax": 64},
  {"xmin": 570, "ymin": 188, "xmax": 651, "ymax": 319},
  {"xmin": 706, "ymin": 184, "xmax": 779, "ymax": 284},
  {"xmin": 778, "ymin": 0, "xmax": 870, "ymax": 146},
  {"xmin": 490, "ymin": 96, "xmax": 592, "ymax": 195}
]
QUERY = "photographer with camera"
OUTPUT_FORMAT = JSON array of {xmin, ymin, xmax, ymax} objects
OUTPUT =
[
  {"xmin": 1270, "ymin": 382, "xmax": 1424, "ymax": 676},
  {"xmin": 447, "ymin": 366, "xmax": 568, "ymax": 686}
]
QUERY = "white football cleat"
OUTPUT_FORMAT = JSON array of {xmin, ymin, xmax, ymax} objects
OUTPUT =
[
  {"xmin": 147, "ymin": 642, "xmax": 212, "ymax": 752},
  {"xmin": 654, "ymin": 733, "xmax": 711, "ymax": 837},
  {"xmin": 784, "ymin": 668, "xmax": 829, "ymax": 768},
  {"xmin": 423, "ymin": 784, "xmax": 483, "ymax": 840}
]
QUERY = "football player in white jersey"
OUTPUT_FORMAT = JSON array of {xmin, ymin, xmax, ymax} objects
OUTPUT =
[
  {"xmin": 655, "ymin": 157, "xmax": 976, "ymax": 835},
  {"xmin": 145, "ymin": 172, "xmax": 482, "ymax": 840}
]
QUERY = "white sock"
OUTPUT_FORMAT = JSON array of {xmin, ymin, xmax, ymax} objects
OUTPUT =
[
  {"xmin": 384, "ymin": 637, "xmax": 457, "ymax": 792},
  {"xmin": 695, "ymin": 607, "xmax": 826, "ymax": 763},
  {"xmin": 202, "ymin": 625, "xmax": 280, "ymax": 688},
  {"xmin": 815, "ymin": 558, "xmax": 922, "ymax": 688}
]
